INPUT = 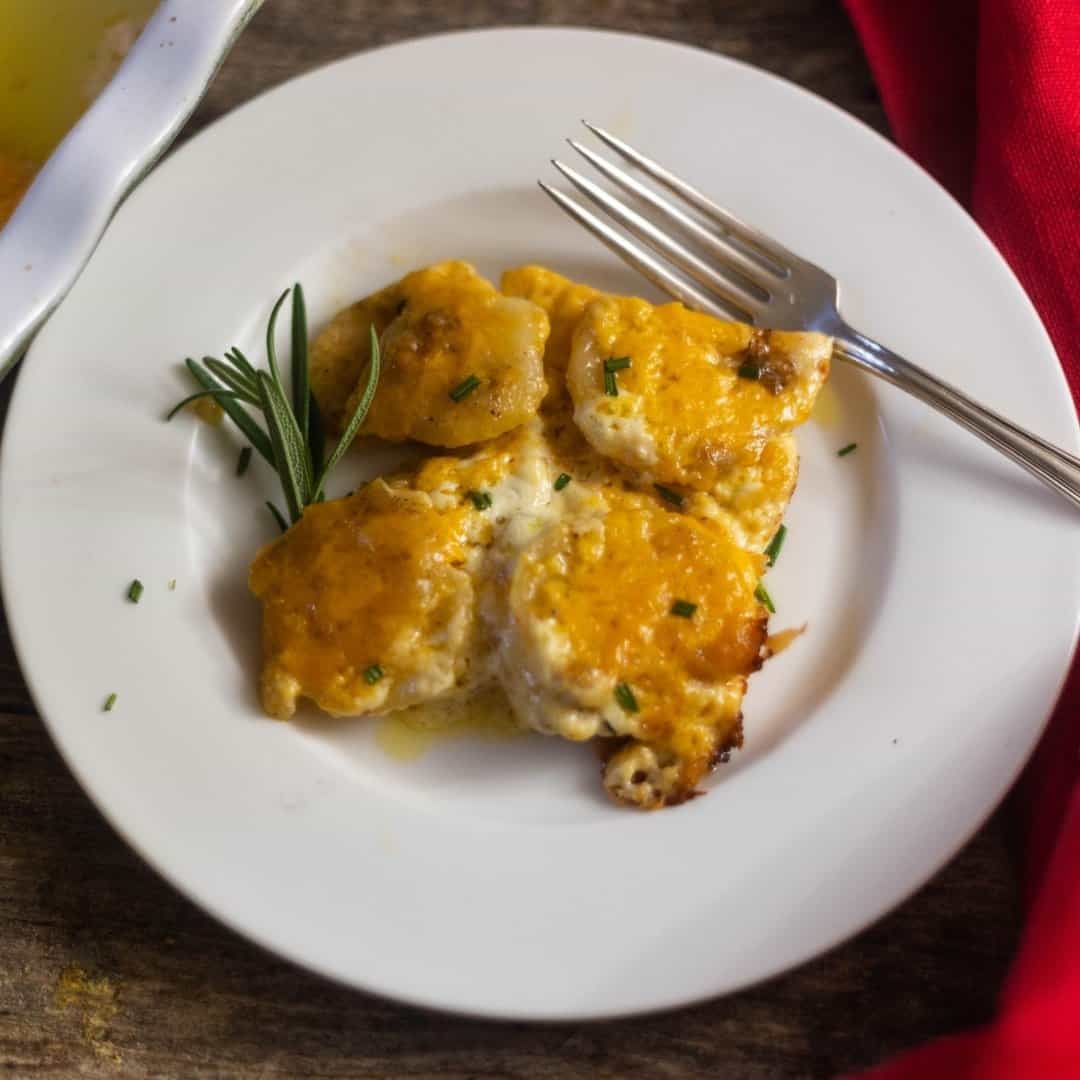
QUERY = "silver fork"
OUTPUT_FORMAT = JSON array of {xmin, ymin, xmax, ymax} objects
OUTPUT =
[{"xmin": 540, "ymin": 121, "xmax": 1080, "ymax": 509}]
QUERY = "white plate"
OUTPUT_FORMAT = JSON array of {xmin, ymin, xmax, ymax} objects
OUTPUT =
[{"xmin": 3, "ymin": 29, "xmax": 1077, "ymax": 1020}]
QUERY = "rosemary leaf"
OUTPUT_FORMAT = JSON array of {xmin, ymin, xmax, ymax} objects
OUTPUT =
[
  {"xmin": 265, "ymin": 500, "xmax": 289, "ymax": 533},
  {"xmin": 307, "ymin": 392, "xmax": 326, "ymax": 474},
  {"xmin": 291, "ymin": 284, "xmax": 310, "ymax": 447},
  {"xmin": 314, "ymin": 326, "xmax": 381, "ymax": 498},
  {"xmin": 265, "ymin": 287, "xmax": 290, "ymax": 389},
  {"xmin": 224, "ymin": 346, "xmax": 259, "ymax": 383},
  {"xmin": 204, "ymin": 357, "xmax": 259, "ymax": 403},
  {"xmin": 256, "ymin": 370, "xmax": 312, "ymax": 522},
  {"xmin": 183, "ymin": 358, "xmax": 275, "ymax": 465}
]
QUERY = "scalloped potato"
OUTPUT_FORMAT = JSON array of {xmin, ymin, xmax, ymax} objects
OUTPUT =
[
  {"xmin": 501, "ymin": 265, "xmax": 801, "ymax": 552},
  {"xmin": 568, "ymin": 294, "xmax": 830, "ymax": 487},
  {"xmin": 249, "ymin": 479, "xmax": 485, "ymax": 721},
  {"xmin": 311, "ymin": 261, "xmax": 549, "ymax": 446},
  {"xmin": 250, "ymin": 261, "xmax": 829, "ymax": 808},
  {"xmin": 491, "ymin": 490, "xmax": 768, "ymax": 807}
]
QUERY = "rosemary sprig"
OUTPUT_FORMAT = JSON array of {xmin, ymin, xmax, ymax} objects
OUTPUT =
[{"xmin": 168, "ymin": 284, "xmax": 381, "ymax": 528}]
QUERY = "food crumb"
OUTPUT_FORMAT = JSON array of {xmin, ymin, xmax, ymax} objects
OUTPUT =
[
  {"xmin": 54, "ymin": 964, "xmax": 122, "ymax": 1064},
  {"xmin": 764, "ymin": 624, "xmax": 806, "ymax": 658},
  {"xmin": 190, "ymin": 396, "xmax": 223, "ymax": 425}
]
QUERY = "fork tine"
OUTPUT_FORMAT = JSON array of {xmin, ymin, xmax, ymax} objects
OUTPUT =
[
  {"xmin": 551, "ymin": 159, "xmax": 765, "ymax": 321},
  {"xmin": 582, "ymin": 120, "xmax": 796, "ymax": 278},
  {"xmin": 537, "ymin": 182, "xmax": 750, "ymax": 323},
  {"xmin": 567, "ymin": 138, "xmax": 778, "ymax": 293}
]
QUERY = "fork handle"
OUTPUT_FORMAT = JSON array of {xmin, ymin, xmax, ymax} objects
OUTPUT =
[{"xmin": 837, "ymin": 326, "xmax": 1080, "ymax": 509}]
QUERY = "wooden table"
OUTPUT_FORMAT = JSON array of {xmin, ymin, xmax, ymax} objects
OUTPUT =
[{"xmin": 0, "ymin": 2, "xmax": 1021, "ymax": 1075}]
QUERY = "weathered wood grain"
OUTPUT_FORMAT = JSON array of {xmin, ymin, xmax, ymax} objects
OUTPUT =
[{"xmin": 0, "ymin": 2, "xmax": 1021, "ymax": 1077}]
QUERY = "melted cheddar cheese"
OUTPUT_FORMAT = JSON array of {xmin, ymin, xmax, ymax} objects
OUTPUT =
[
  {"xmin": 501, "ymin": 265, "xmax": 801, "ymax": 552},
  {"xmin": 250, "ymin": 479, "xmax": 484, "ymax": 720},
  {"xmin": 494, "ymin": 491, "xmax": 766, "ymax": 805},
  {"xmin": 311, "ymin": 261, "xmax": 549, "ymax": 446},
  {"xmin": 568, "ymin": 295, "xmax": 830, "ymax": 487}
]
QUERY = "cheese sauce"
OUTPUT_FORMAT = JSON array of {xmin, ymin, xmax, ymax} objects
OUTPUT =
[
  {"xmin": 0, "ymin": 1, "xmax": 156, "ymax": 228},
  {"xmin": 375, "ymin": 684, "xmax": 523, "ymax": 762}
]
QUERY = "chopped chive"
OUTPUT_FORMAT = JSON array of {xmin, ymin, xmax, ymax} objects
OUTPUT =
[
  {"xmin": 755, "ymin": 581, "xmax": 776, "ymax": 614},
  {"xmin": 102, "ymin": 693, "xmax": 117, "ymax": 712},
  {"xmin": 654, "ymin": 483, "xmax": 684, "ymax": 508},
  {"xmin": 670, "ymin": 599, "xmax": 697, "ymax": 618},
  {"xmin": 168, "ymin": 579, "xmax": 177, "ymax": 591},
  {"xmin": 737, "ymin": 361, "xmax": 760, "ymax": 380},
  {"xmin": 127, "ymin": 579, "xmax": 144, "ymax": 603},
  {"xmin": 236, "ymin": 445, "xmax": 252, "ymax": 476},
  {"xmin": 604, "ymin": 356, "xmax": 631, "ymax": 372},
  {"xmin": 838, "ymin": 442, "xmax": 857, "ymax": 457},
  {"xmin": 604, "ymin": 369, "xmax": 618, "ymax": 397},
  {"xmin": 614, "ymin": 682, "xmax": 639, "ymax": 714},
  {"xmin": 449, "ymin": 374, "xmax": 480, "ymax": 402},
  {"xmin": 764, "ymin": 523, "xmax": 788, "ymax": 567},
  {"xmin": 554, "ymin": 473, "xmax": 572, "ymax": 491},
  {"xmin": 364, "ymin": 664, "xmax": 384, "ymax": 685},
  {"xmin": 467, "ymin": 490, "xmax": 492, "ymax": 511}
]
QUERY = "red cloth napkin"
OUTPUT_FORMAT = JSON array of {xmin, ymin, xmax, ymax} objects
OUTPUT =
[{"xmin": 841, "ymin": 1, "xmax": 1080, "ymax": 1075}]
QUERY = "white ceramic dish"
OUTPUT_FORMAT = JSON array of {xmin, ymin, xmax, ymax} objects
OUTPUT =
[
  {"xmin": 3, "ymin": 29, "xmax": 1077, "ymax": 1021},
  {"xmin": 0, "ymin": 0, "xmax": 263, "ymax": 376}
]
